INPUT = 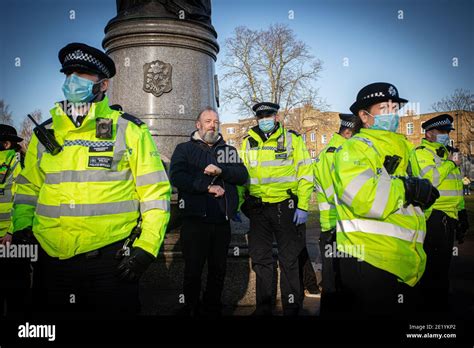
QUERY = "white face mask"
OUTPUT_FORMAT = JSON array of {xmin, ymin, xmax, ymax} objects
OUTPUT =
[{"xmin": 435, "ymin": 133, "xmax": 450, "ymax": 146}]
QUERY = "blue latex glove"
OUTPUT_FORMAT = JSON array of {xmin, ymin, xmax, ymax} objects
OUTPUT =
[
  {"xmin": 293, "ymin": 209, "xmax": 308, "ymax": 225},
  {"xmin": 232, "ymin": 212, "xmax": 243, "ymax": 223}
]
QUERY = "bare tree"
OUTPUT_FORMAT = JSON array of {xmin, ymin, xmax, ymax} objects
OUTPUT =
[
  {"xmin": 19, "ymin": 110, "xmax": 42, "ymax": 149},
  {"xmin": 220, "ymin": 24, "xmax": 326, "ymax": 119},
  {"xmin": 0, "ymin": 100, "xmax": 14, "ymax": 125},
  {"xmin": 431, "ymin": 89, "xmax": 474, "ymax": 112}
]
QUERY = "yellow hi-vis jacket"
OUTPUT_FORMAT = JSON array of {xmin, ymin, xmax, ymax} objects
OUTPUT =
[
  {"xmin": 409, "ymin": 139, "xmax": 464, "ymax": 220},
  {"xmin": 0, "ymin": 150, "xmax": 22, "ymax": 236},
  {"xmin": 239, "ymin": 123, "xmax": 313, "ymax": 210},
  {"xmin": 333, "ymin": 129, "xmax": 426, "ymax": 286},
  {"xmin": 313, "ymin": 132, "xmax": 346, "ymax": 232},
  {"xmin": 12, "ymin": 97, "xmax": 171, "ymax": 259}
]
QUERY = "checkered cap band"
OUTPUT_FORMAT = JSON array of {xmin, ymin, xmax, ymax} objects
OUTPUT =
[
  {"xmin": 341, "ymin": 120, "xmax": 355, "ymax": 128},
  {"xmin": 425, "ymin": 119, "xmax": 452, "ymax": 130},
  {"xmin": 256, "ymin": 105, "xmax": 277, "ymax": 112},
  {"xmin": 63, "ymin": 49, "xmax": 111, "ymax": 77}
]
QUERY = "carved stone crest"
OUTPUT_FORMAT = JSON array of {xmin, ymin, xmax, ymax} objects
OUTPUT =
[{"xmin": 143, "ymin": 59, "xmax": 173, "ymax": 97}]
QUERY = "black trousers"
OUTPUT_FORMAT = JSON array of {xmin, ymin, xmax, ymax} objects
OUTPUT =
[
  {"xmin": 0, "ymin": 256, "xmax": 31, "ymax": 317},
  {"xmin": 338, "ymin": 256, "xmax": 417, "ymax": 318},
  {"xmin": 34, "ymin": 239, "xmax": 139, "ymax": 319},
  {"xmin": 418, "ymin": 209, "xmax": 456, "ymax": 313},
  {"xmin": 318, "ymin": 228, "xmax": 343, "ymax": 316},
  {"xmin": 248, "ymin": 199, "xmax": 305, "ymax": 315},
  {"xmin": 180, "ymin": 218, "xmax": 231, "ymax": 313},
  {"xmin": 298, "ymin": 224, "xmax": 318, "ymax": 297}
]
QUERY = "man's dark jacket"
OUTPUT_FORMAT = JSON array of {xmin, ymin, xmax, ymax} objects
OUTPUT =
[{"xmin": 169, "ymin": 131, "xmax": 248, "ymax": 221}]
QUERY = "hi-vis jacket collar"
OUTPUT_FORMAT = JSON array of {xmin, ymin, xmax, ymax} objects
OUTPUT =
[
  {"xmin": 421, "ymin": 138, "xmax": 447, "ymax": 153},
  {"xmin": 249, "ymin": 122, "xmax": 283, "ymax": 143},
  {"xmin": 50, "ymin": 96, "xmax": 114, "ymax": 135}
]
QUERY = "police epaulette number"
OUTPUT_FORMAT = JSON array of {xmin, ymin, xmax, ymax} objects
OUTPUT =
[
  {"xmin": 121, "ymin": 113, "xmax": 144, "ymax": 126},
  {"xmin": 326, "ymin": 147, "xmax": 337, "ymax": 153}
]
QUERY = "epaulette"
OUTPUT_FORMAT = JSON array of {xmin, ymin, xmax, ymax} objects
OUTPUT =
[
  {"xmin": 121, "ymin": 113, "xmax": 145, "ymax": 126},
  {"xmin": 326, "ymin": 146, "xmax": 337, "ymax": 153},
  {"xmin": 110, "ymin": 104, "xmax": 123, "ymax": 111},
  {"xmin": 287, "ymin": 129, "xmax": 300, "ymax": 136},
  {"xmin": 415, "ymin": 146, "xmax": 425, "ymax": 150},
  {"xmin": 247, "ymin": 137, "xmax": 259, "ymax": 148}
]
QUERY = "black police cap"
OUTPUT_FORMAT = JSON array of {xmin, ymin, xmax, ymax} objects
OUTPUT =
[
  {"xmin": 252, "ymin": 102, "xmax": 280, "ymax": 117},
  {"xmin": 339, "ymin": 113, "xmax": 359, "ymax": 129},
  {"xmin": 421, "ymin": 114, "xmax": 455, "ymax": 131},
  {"xmin": 0, "ymin": 124, "xmax": 23, "ymax": 143},
  {"xmin": 350, "ymin": 82, "xmax": 408, "ymax": 114},
  {"xmin": 58, "ymin": 43, "xmax": 116, "ymax": 78}
]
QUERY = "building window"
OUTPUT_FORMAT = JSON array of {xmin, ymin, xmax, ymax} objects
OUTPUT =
[
  {"xmin": 321, "ymin": 134, "xmax": 327, "ymax": 144},
  {"xmin": 406, "ymin": 122, "xmax": 414, "ymax": 135},
  {"xmin": 227, "ymin": 139, "xmax": 235, "ymax": 146},
  {"xmin": 421, "ymin": 126, "xmax": 425, "ymax": 134},
  {"xmin": 302, "ymin": 134, "xmax": 306, "ymax": 142},
  {"xmin": 310, "ymin": 132, "xmax": 315, "ymax": 142},
  {"xmin": 227, "ymin": 127, "xmax": 235, "ymax": 134},
  {"xmin": 449, "ymin": 139, "xmax": 455, "ymax": 147},
  {"xmin": 311, "ymin": 150, "xmax": 316, "ymax": 158}
]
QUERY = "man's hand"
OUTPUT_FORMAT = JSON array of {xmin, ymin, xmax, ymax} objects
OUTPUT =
[
  {"xmin": 0, "ymin": 233, "xmax": 12, "ymax": 245},
  {"xmin": 232, "ymin": 212, "xmax": 243, "ymax": 223},
  {"xmin": 293, "ymin": 209, "xmax": 308, "ymax": 225},
  {"xmin": 116, "ymin": 247, "xmax": 155, "ymax": 282},
  {"xmin": 12, "ymin": 228, "xmax": 37, "ymax": 245},
  {"xmin": 448, "ymin": 152, "xmax": 461, "ymax": 166},
  {"xmin": 208, "ymin": 185, "xmax": 225, "ymax": 197},
  {"xmin": 204, "ymin": 164, "xmax": 222, "ymax": 176},
  {"xmin": 400, "ymin": 177, "xmax": 440, "ymax": 210}
]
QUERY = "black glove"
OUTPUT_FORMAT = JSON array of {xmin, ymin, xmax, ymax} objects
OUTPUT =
[
  {"xmin": 12, "ymin": 227, "xmax": 37, "ymax": 245},
  {"xmin": 399, "ymin": 177, "xmax": 440, "ymax": 210},
  {"xmin": 456, "ymin": 209, "xmax": 469, "ymax": 244},
  {"xmin": 116, "ymin": 247, "xmax": 155, "ymax": 282}
]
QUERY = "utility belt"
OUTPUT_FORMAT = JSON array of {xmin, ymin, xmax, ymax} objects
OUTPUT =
[
  {"xmin": 83, "ymin": 238, "xmax": 128, "ymax": 260},
  {"xmin": 241, "ymin": 190, "xmax": 297, "ymax": 216},
  {"xmin": 40, "ymin": 225, "xmax": 142, "ymax": 262},
  {"xmin": 431, "ymin": 209, "xmax": 457, "ymax": 227},
  {"xmin": 39, "ymin": 238, "xmax": 126, "ymax": 262}
]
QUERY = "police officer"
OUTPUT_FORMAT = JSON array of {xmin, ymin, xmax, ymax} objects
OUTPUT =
[
  {"xmin": 12, "ymin": 43, "xmax": 171, "ymax": 317},
  {"xmin": 240, "ymin": 102, "xmax": 313, "ymax": 316},
  {"xmin": 0, "ymin": 125, "xmax": 29, "ymax": 317},
  {"xmin": 409, "ymin": 114, "xmax": 467, "ymax": 312},
  {"xmin": 333, "ymin": 82, "xmax": 439, "ymax": 317},
  {"xmin": 313, "ymin": 113, "xmax": 361, "ymax": 316}
]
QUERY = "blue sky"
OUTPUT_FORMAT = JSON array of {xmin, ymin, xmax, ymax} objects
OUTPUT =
[{"xmin": 1, "ymin": 0, "xmax": 473, "ymax": 127}]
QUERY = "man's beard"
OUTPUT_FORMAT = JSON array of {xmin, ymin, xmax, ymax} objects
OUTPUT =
[{"xmin": 203, "ymin": 130, "xmax": 219, "ymax": 144}]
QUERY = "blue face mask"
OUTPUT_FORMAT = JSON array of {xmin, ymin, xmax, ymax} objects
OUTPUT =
[
  {"xmin": 258, "ymin": 118, "xmax": 275, "ymax": 133},
  {"xmin": 62, "ymin": 74, "xmax": 102, "ymax": 103},
  {"xmin": 367, "ymin": 112, "xmax": 399, "ymax": 132},
  {"xmin": 435, "ymin": 134, "xmax": 450, "ymax": 146}
]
